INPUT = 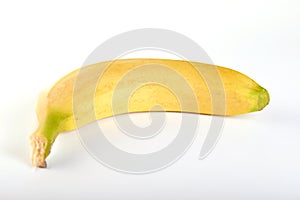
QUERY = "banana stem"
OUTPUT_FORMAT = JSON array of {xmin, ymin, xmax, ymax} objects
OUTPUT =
[
  {"xmin": 30, "ymin": 112, "xmax": 67, "ymax": 168},
  {"xmin": 30, "ymin": 133, "xmax": 48, "ymax": 168}
]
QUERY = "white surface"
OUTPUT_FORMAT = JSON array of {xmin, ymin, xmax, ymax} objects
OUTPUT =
[{"xmin": 0, "ymin": 0, "xmax": 300, "ymax": 199}]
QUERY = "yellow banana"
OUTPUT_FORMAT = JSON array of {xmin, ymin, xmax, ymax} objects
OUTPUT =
[{"xmin": 29, "ymin": 58, "xmax": 269, "ymax": 168}]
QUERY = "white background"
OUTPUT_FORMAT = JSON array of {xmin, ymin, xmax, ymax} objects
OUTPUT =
[{"xmin": 0, "ymin": 0, "xmax": 300, "ymax": 199}]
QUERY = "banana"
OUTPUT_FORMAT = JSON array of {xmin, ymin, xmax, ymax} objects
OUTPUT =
[{"xmin": 29, "ymin": 58, "xmax": 269, "ymax": 168}]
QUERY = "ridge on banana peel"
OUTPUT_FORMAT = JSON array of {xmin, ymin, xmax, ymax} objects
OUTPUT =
[{"xmin": 30, "ymin": 58, "xmax": 270, "ymax": 168}]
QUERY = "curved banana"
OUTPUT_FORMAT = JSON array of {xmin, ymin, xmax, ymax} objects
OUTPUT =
[{"xmin": 30, "ymin": 58, "xmax": 269, "ymax": 168}]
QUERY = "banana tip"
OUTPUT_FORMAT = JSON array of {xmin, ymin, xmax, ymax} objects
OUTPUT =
[{"xmin": 257, "ymin": 87, "xmax": 270, "ymax": 110}]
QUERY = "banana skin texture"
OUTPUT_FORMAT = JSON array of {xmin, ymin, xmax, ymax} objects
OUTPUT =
[{"xmin": 29, "ymin": 58, "xmax": 270, "ymax": 168}]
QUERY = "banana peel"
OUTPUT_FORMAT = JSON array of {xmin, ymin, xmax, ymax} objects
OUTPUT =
[{"xmin": 29, "ymin": 58, "xmax": 270, "ymax": 168}]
